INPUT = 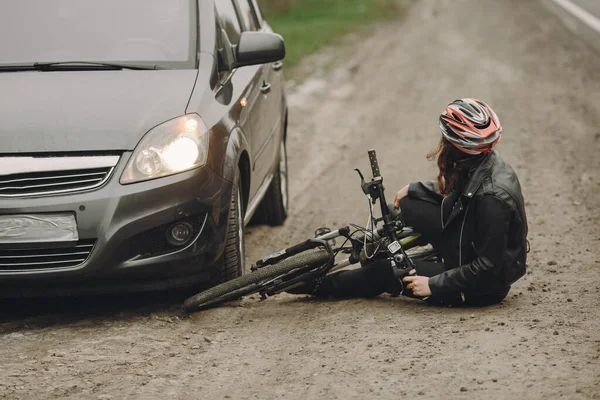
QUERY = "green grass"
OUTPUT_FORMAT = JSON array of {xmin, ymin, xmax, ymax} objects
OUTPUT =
[{"xmin": 258, "ymin": 0, "xmax": 402, "ymax": 67}]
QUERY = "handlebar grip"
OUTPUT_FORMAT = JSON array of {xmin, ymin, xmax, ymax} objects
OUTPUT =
[{"xmin": 368, "ymin": 149, "xmax": 381, "ymax": 178}]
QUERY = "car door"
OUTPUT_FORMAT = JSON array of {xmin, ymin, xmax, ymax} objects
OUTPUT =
[
  {"xmin": 233, "ymin": 0, "xmax": 283, "ymax": 187},
  {"xmin": 247, "ymin": 0, "xmax": 285, "ymax": 177},
  {"xmin": 215, "ymin": 0, "xmax": 269, "ymax": 199}
]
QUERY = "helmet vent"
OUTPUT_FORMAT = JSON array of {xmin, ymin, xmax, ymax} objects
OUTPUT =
[{"xmin": 475, "ymin": 120, "xmax": 491, "ymax": 129}]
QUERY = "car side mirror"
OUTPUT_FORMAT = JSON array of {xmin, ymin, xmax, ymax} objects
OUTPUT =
[{"xmin": 233, "ymin": 32, "xmax": 285, "ymax": 69}]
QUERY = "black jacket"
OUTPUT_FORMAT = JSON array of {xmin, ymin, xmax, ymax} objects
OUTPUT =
[{"xmin": 407, "ymin": 151, "xmax": 528, "ymax": 296}]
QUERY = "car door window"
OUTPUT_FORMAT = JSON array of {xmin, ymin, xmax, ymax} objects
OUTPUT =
[
  {"xmin": 249, "ymin": 0, "xmax": 264, "ymax": 28},
  {"xmin": 214, "ymin": 0, "xmax": 242, "ymax": 46},
  {"xmin": 234, "ymin": 0, "xmax": 260, "ymax": 32}
]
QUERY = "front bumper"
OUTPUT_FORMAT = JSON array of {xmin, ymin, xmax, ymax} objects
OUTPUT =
[{"xmin": 0, "ymin": 157, "xmax": 233, "ymax": 296}]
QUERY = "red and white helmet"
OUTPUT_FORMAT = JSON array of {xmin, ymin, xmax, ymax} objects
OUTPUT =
[{"xmin": 439, "ymin": 98, "xmax": 502, "ymax": 155}]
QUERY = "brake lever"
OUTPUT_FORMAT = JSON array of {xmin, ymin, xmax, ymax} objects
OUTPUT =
[
  {"xmin": 354, "ymin": 168, "xmax": 368, "ymax": 195},
  {"xmin": 355, "ymin": 168, "xmax": 380, "ymax": 203}
]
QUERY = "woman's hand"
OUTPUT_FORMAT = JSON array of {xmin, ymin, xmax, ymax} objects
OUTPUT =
[
  {"xmin": 393, "ymin": 185, "xmax": 409, "ymax": 209},
  {"xmin": 402, "ymin": 276, "xmax": 432, "ymax": 297}
]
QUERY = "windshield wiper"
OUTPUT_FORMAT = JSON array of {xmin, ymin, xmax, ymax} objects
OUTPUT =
[
  {"xmin": 0, "ymin": 62, "xmax": 162, "ymax": 72},
  {"xmin": 33, "ymin": 62, "xmax": 163, "ymax": 71}
]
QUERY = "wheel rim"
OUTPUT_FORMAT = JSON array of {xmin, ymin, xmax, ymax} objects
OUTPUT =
[
  {"xmin": 279, "ymin": 141, "xmax": 288, "ymax": 213},
  {"xmin": 236, "ymin": 187, "xmax": 246, "ymax": 275}
]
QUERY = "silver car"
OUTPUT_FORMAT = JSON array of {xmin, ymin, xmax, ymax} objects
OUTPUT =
[{"xmin": 0, "ymin": 0, "xmax": 288, "ymax": 296}]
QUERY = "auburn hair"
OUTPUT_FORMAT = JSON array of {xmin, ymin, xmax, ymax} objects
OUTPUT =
[{"xmin": 427, "ymin": 138, "xmax": 475, "ymax": 196}]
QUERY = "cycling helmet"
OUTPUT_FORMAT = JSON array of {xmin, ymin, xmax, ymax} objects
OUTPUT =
[{"xmin": 439, "ymin": 98, "xmax": 502, "ymax": 155}]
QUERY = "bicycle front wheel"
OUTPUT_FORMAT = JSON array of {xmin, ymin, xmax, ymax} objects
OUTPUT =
[{"xmin": 183, "ymin": 249, "xmax": 330, "ymax": 312}]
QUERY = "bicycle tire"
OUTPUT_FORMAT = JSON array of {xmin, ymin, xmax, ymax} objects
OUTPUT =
[{"xmin": 183, "ymin": 249, "xmax": 330, "ymax": 312}]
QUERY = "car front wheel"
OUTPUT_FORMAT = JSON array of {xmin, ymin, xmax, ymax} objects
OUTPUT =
[{"xmin": 219, "ymin": 169, "xmax": 246, "ymax": 282}]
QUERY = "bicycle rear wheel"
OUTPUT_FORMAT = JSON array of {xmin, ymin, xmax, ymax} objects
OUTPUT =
[{"xmin": 183, "ymin": 249, "xmax": 330, "ymax": 312}]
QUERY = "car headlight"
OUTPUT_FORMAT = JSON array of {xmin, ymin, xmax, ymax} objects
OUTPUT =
[{"xmin": 120, "ymin": 114, "xmax": 209, "ymax": 184}]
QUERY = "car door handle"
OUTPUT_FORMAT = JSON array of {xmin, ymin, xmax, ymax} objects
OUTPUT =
[
  {"xmin": 260, "ymin": 81, "xmax": 272, "ymax": 94},
  {"xmin": 272, "ymin": 61, "xmax": 283, "ymax": 71}
]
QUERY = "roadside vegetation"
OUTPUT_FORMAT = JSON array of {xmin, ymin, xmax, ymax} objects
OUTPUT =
[{"xmin": 258, "ymin": 0, "xmax": 403, "ymax": 66}]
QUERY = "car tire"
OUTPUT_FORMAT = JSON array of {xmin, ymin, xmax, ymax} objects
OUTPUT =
[
  {"xmin": 219, "ymin": 168, "xmax": 246, "ymax": 283},
  {"xmin": 252, "ymin": 140, "xmax": 288, "ymax": 226}
]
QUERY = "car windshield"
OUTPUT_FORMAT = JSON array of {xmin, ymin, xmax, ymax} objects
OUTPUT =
[{"xmin": 0, "ymin": 0, "xmax": 197, "ymax": 70}]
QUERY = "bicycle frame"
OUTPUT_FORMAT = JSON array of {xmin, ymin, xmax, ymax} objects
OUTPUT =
[
  {"xmin": 251, "ymin": 224, "xmax": 430, "ymax": 298},
  {"xmin": 250, "ymin": 149, "xmax": 427, "ymax": 297}
]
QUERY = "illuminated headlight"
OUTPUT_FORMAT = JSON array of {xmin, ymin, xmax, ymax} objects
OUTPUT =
[{"xmin": 120, "ymin": 114, "xmax": 209, "ymax": 184}]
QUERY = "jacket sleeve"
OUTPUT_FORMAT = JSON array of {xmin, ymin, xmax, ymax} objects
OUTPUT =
[
  {"xmin": 408, "ymin": 181, "xmax": 443, "ymax": 204},
  {"xmin": 428, "ymin": 195, "xmax": 511, "ymax": 295}
]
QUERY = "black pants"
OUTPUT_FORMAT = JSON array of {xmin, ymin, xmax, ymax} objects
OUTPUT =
[{"xmin": 314, "ymin": 259, "xmax": 508, "ymax": 307}]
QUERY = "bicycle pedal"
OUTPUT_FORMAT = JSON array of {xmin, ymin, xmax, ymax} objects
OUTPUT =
[
  {"xmin": 314, "ymin": 227, "xmax": 331, "ymax": 237},
  {"xmin": 314, "ymin": 227, "xmax": 336, "ymax": 246}
]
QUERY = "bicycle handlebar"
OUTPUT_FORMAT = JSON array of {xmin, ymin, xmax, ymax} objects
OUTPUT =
[{"xmin": 368, "ymin": 149, "xmax": 381, "ymax": 179}]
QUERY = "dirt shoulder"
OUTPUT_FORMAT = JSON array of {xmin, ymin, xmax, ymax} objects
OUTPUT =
[{"xmin": 1, "ymin": 1, "xmax": 600, "ymax": 399}]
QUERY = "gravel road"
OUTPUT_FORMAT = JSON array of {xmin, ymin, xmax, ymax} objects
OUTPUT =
[{"xmin": 1, "ymin": 1, "xmax": 599, "ymax": 399}]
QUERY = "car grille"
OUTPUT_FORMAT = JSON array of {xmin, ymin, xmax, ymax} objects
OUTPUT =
[
  {"xmin": 0, "ymin": 167, "xmax": 114, "ymax": 198},
  {"xmin": 0, "ymin": 240, "xmax": 96, "ymax": 271}
]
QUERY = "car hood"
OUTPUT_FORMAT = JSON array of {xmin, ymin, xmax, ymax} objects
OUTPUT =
[{"xmin": 0, "ymin": 70, "xmax": 198, "ymax": 153}]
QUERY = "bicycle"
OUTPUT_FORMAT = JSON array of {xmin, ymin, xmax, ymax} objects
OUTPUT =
[{"xmin": 183, "ymin": 150, "xmax": 440, "ymax": 312}]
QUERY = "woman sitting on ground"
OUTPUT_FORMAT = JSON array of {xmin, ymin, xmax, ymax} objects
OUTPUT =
[{"xmin": 292, "ymin": 98, "xmax": 529, "ymax": 307}]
